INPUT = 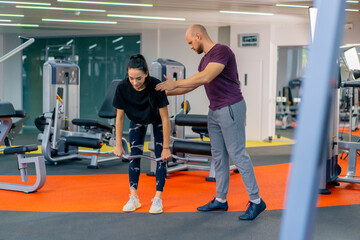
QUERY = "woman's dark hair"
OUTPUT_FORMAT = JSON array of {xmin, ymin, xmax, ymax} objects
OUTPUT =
[
  {"xmin": 127, "ymin": 54, "xmax": 154, "ymax": 109},
  {"xmin": 127, "ymin": 54, "xmax": 149, "ymax": 75}
]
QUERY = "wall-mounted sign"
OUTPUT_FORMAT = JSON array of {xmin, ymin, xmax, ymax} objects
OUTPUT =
[{"xmin": 238, "ymin": 34, "xmax": 259, "ymax": 47}]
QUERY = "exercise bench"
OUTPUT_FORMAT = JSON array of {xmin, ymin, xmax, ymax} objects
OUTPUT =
[{"xmin": 0, "ymin": 102, "xmax": 46, "ymax": 193}]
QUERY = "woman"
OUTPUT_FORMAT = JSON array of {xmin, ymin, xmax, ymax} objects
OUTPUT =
[{"xmin": 113, "ymin": 54, "xmax": 171, "ymax": 214}]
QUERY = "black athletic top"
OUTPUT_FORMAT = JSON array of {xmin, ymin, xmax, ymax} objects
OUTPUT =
[{"xmin": 112, "ymin": 76, "xmax": 169, "ymax": 125}]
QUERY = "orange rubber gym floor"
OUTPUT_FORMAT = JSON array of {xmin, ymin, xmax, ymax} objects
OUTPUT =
[{"xmin": 0, "ymin": 154, "xmax": 359, "ymax": 213}]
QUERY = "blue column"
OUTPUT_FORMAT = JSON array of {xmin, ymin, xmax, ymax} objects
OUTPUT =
[{"xmin": 279, "ymin": 0, "xmax": 347, "ymax": 239}]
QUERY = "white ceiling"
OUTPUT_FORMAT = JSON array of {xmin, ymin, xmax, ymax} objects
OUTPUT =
[{"xmin": 0, "ymin": 0, "xmax": 359, "ymax": 36}]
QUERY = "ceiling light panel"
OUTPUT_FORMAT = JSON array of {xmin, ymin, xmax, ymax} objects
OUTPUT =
[
  {"xmin": 275, "ymin": 4, "xmax": 309, "ymax": 8},
  {"xmin": 0, "ymin": 23, "xmax": 39, "ymax": 27},
  {"xmin": 88, "ymin": 44, "xmax": 97, "ymax": 49},
  {"xmin": 107, "ymin": 14, "xmax": 186, "ymax": 21},
  {"xmin": 341, "ymin": 43, "xmax": 360, "ymax": 48},
  {"xmin": 114, "ymin": 45, "xmax": 124, "ymax": 50},
  {"xmin": 16, "ymin": 5, "xmax": 106, "ymax": 12},
  {"xmin": 112, "ymin": 37, "xmax": 123, "ymax": 43},
  {"xmin": 0, "ymin": 1, "xmax": 50, "ymax": 5},
  {"xmin": 57, "ymin": 0, "xmax": 152, "ymax": 7},
  {"xmin": 219, "ymin": 11, "xmax": 274, "ymax": 16},
  {"xmin": 0, "ymin": 14, "xmax": 24, "ymax": 17},
  {"xmin": 276, "ymin": 3, "xmax": 359, "ymax": 12},
  {"xmin": 42, "ymin": 18, "xmax": 117, "ymax": 24}
]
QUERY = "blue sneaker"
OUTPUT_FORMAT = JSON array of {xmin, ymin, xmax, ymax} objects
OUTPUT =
[
  {"xmin": 238, "ymin": 199, "xmax": 266, "ymax": 220},
  {"xmin": 197, "ymin": 198, "xmax": 228, "ymax": 212}
]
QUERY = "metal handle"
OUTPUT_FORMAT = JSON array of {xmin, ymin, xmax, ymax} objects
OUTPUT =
[
  {"xmin": 0, "ymin": 38, "xmax": 35, "ymax": 64},
  {"xmin": 121, "ymin": 154, "xmax": 208, "ymax": 164},
  {"xmin": 78, "ymin": 150, "xmax": 209, "ymax": 164}
]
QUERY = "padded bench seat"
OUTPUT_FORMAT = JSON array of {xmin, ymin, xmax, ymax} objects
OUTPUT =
[
  {"xmin": 191, "ymin": 126, "xmax": 209, "ymax": 136},
  {"xmin": 175, "ymin": 114, "xmax": 208, "ymax": 127},
  {"xmin": 65, "ymin": 136, "xmax": 102, "ymax": 149},
  {"xmin": 3, "ymin": 144, "xmax": 38, "ymax": 155},
  {"xmin": 72, "ymin": 119, "xmax": 113, "ymax": 132},
  {"xmin": 11, "ymin": 110, "xmax": 29, "ymax": 128},
  {"xmin": 0, "ymin": 102, "xmax": 16, "ymax": 118},
  {"xmin": 173, "ymin": 140, "xmax": 211, "ymax": 156}
]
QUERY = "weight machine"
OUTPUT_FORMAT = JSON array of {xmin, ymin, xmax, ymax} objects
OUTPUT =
[
  {"xmin": 323, "ymin": 47, "xmax": 360, "ymax": 190},
  {"xmin": 37, "ymin": 66, "xmax": 121, "ymax": 168},
  {"xmin": 0, "ymin": 102, "xmax": 46, "ymax": 193}
]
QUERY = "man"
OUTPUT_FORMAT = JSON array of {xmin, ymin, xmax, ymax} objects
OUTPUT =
[{"xmin": 155, "ymin": 24, "xmax": 266, "ymax": 220}]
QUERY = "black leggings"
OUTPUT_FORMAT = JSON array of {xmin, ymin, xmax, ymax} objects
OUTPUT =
[{"xmin": 128, "ymin": 121, "xmax": 167, "ymax": 192}]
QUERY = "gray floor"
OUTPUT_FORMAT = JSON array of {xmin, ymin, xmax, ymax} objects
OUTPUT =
[
  {"xmin": 1, "ymin": 205, "xmax": 359, "ymax": 240},
  {"xmin": 275, "ymin": 128, "xmax": 295, "ymax": 140},
  {"xmin": 1, "ymin": 133, "xmax": 360, "ymax": 240}
]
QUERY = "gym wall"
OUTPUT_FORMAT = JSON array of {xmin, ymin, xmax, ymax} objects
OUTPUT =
[{"xmin": 1, "ymin": 22, "xmax": 359, "ymax": 139}]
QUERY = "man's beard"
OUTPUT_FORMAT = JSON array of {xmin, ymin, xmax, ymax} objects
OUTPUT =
[{"xmin": 196, "ymin": 44, "xmax": 203, "ymax": 54}]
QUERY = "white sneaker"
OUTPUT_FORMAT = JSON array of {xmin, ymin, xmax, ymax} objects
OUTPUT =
[
  {"xmin": 149, "ymin": 197, "xmax": 163, "ymax": 214},
  {"xmin": 123, "ymin": 195, "xmax": 141, "ymax": 212}
]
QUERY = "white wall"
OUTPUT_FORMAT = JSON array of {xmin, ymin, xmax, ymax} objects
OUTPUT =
[
  {"xmin": 229, "ymin": 23, "xmax": 310, "ymax": 141},
  {"xmin": 272, "ymin": 23, "xmax": 310, "ymax": 47},
  {"xmin": 343, "ymin": 22, "xmax": 360, "ymax": 44},
  {"xmin": 0, "ymin": 34, "xmax": 22, "ymax": 109},
  {"xmin": 140, "ymin": 29, "xmax": 158, "ymax": 66},
  {"xmin": 230, "ymin": 24, "xmax": 273, "ymax": 141}
]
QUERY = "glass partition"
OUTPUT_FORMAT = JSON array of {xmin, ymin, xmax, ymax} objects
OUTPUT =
[
  {"xmin": 275, "ymin": 46, "xmax": 308, "ymax": 139},
  {"xmin": 22, "ymin": 34, "xmax": 140, "ymax": 131}
]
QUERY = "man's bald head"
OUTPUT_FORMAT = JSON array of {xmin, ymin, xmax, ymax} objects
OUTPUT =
[
  {"xmin": 186, "ymin": 24, "xmax": 209, "ymax": 39},
  {"xmin": 185, "ymin": 24, "xmax": 214, "ymax": 54}
]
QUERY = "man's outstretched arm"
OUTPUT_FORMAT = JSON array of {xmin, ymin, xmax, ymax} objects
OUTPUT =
[{"xmin": 155, "ymin": 62, "xmax": 225, "ymax": 92}]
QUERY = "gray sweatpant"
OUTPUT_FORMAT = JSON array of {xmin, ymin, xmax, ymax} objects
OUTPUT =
[{"xmin": 208, "ymin": 100, "xmax": 260, "ymax": 201}]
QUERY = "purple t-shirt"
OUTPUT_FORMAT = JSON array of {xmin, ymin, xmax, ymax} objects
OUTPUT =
[{"xmin": 198, "ymin": 44, "xmax": 243, "ymax": 110}]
